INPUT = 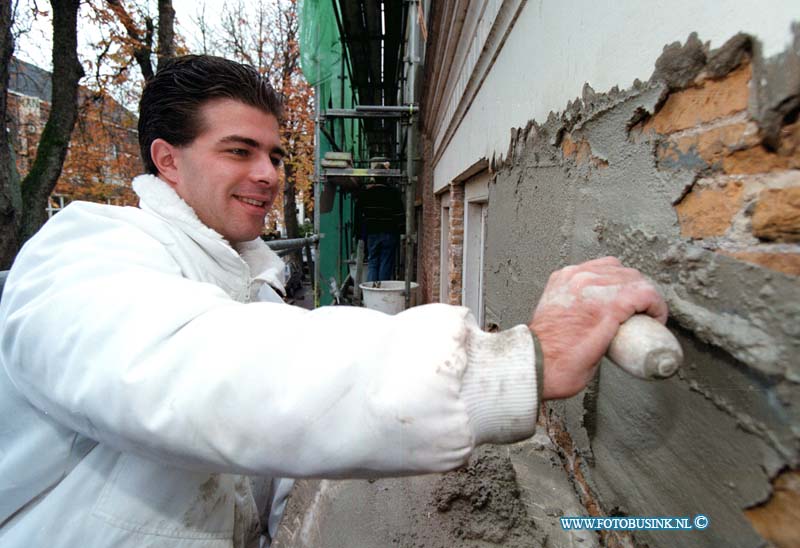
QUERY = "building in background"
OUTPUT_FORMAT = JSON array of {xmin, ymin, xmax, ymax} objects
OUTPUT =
[
  {"xmin": 417, "ymin": 2, "xmax": 799, "ymax": 547},
  {"xmin": 288, "ymin": 2, "xmax": 800, "ymax": 547},
  {"xmin": 7, "ymin": 57, "xmax": 140, "ymax": 215}
]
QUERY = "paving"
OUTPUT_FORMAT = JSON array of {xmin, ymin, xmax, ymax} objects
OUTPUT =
[{"xmin": 273, "ymin": 432, "xmax": 598, "ymax": 548}]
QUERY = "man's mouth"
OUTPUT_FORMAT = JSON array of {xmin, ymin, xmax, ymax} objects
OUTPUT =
[{"xmin": 234, "ymin": 195, "xmax": 268, "ymax": 208}]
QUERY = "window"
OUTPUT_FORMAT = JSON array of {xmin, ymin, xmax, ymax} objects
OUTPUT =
[{"xmin": 462, "ymin": 171, "xmax": 490, "ymax": 327}]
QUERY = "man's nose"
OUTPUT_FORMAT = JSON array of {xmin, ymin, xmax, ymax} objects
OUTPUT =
[{"xmin": 253, "ymin": 153, "xmax": 280, "ymax": 185}]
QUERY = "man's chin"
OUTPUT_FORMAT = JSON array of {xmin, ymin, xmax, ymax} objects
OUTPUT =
[{"xmin": 225, "ymin": 226, "xmax": 267, "ymax": 245}]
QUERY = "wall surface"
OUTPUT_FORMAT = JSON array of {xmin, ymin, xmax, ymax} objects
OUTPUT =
[
  {"xmin": 420, "ymin": 2, "xmax": 800, "ymax": 547},
  {"xmin": 478, "ymin": 30, "xmax": 799, "ymax": 548},
  {"xmin": 428, "ymin": 0, "xmax": 799, "ymax": 192}
]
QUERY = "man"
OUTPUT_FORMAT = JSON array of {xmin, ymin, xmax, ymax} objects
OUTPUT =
[
  {"xmin": 355, "ymin": 158, "xmax": 405, "ymax": 281},
  {"xmin": 0, "ymin": 56, "xmax": 667, "ymax": 547}
]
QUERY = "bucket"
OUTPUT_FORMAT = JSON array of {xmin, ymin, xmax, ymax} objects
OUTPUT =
[
  {"xmin": 347, "ymin": 260, "xmax": 368, "ymax": 282},
  {"xmin": 360, "ymin": 281, "xmax": 419, "ymax": 315}
]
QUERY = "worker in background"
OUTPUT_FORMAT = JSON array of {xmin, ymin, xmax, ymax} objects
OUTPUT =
[
  {"xmin": 355, "ymin": 157, "xmax": 405, "ymax": 281},
  {"xmin": 0, "ymin": 55, "xmax": 667, "ymax": 548}
]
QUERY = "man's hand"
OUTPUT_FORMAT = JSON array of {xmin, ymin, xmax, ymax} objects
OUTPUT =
[{"xmin": 529, "ymin": 257, "xmax": 667, "ymax": 400}]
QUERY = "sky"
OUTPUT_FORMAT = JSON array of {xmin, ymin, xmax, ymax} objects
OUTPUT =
[
  {"xmin": 12, "ymin": 0, "xmax": 232, "ymax": 110},
  {"xmin": 13, "ymin": 0, "xmax": 224, "ymax": 70}
]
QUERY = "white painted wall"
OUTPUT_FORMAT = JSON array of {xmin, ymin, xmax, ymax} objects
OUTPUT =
[{"xmin": 432, "ymin": 0, "xmax": 800, "ymax": 192}]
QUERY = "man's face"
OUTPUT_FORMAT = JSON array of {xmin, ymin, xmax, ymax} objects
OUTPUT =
[{"xmin": 163, "ymin": 98, "xmax": 285, "ymax": 244}]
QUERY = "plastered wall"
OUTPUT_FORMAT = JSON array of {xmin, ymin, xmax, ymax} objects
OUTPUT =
[
  {"xmin": 479, "ymin": 30, "xmax": 800, "ymax": 548},
  {"xmin": 430, "ymin": 0, "xmax": 799, "ymax": 192}
]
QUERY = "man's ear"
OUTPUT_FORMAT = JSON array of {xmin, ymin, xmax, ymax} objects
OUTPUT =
[{"xmin": 150, "ymin": 138, "xmax": 181, "ymax": 185}]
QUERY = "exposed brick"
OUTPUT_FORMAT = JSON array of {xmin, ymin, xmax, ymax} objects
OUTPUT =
[
  {"xmin": 561, "ymin": 135, "xmax": 578, "ymax": 157},
  {"xmin": 562, "ymin": 134, "xmax": 591, "ymax": 162},
  {"xmin": 447, "ymin": 182, "xmax": 465, "ymax": 305},
  {"xmin": 745, "ymin": 469, "xmax": 800, "ymax": 548},
  {"xmin": 661, "ymin": 120, "xmax": 757, "ymax": 162},
  {"xmin": 751, "ymin": 187, "xmax": 800, "ymax": 243},
  {"xmin": 545, "ymin": 411, "xmax": 633, "ymax": 548},
  {"xmin": 644, "ymin": 64, "xmax": 751, "ymax": 134},
  {"xmin": 8, "ymin": 88, "xmax": 140, "ymax": 205},
  {"xmin": 658, "ymin": 118, "xmax": 800, "ymax": 175},
  {"xmin": 674, "ymin": 182, "xmax": 744, "ymax": 238},
  {"xmin": 722, "ymin": 146, "xmax": 800, "ymax": 174},
  {"xmin": 430, "ymin": 193, "xmax": 441, "ymax": 303},
  {"xmin": 723, "ymin": 120, "xmax": 800, "ymax": 174},
  {"xmin": 418, "ymin": 134, "xmax": 440, "ymax": 304},
  {"xmin": 561, "ymin": 133, "xmax": 607, "ymax": 168},
  {"xmin": 721, "ymin": 251, "xmax": 800, "ymax": 277}
]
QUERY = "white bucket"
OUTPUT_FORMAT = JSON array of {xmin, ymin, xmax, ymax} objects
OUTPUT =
[
  {"xmin": 347, "ymin": 260, "xmax": 368, "ymax": 282},
  {"xmin": 360, "ymin": 281, "xmax": 419, "ymax": 315}
]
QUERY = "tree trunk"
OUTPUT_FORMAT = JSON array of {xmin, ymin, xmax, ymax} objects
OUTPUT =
[
  {"xmin": 156, "ymin": 0, "xmax": 175, "ymax": 70},
  {"xmin": 105, "ymin": 0, "xmax": 164, "ymax": 81},
  {"xmin": 0, "ymin": 0, "xmax": 21, "ymax": 269},
  {"xmin": 18, "ymin": 0, "xmax": 83, "ymax": 245},
  {"xmin": 105, "ymin": 0, "xmax": 153, "ymax": 79},
  {"xmin": 282, "ymin": 160, "xmax": 303, "ymax": 279}
]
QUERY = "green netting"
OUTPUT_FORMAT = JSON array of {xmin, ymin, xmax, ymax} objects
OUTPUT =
[
  {"xmin": 298, "ymin": 0, "xmax": 339, "ymax": 90},
  {"xmin": 298, "ymin": 0, "xmax": 361, "ymax": 157},
  {"xmin": 298, "ymin": 0, "xmax": 362, "ymax": 304}
]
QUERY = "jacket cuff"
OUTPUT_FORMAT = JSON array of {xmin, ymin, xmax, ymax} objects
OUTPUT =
[{"xmin": 460, "ymin": 324, "xmax": 540, "ymax": 445}]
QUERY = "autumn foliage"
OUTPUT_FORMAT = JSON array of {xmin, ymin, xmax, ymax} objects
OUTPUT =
[
  {"xmin": 6, "ymin": 0, "xmax": 314, "ymax": 255},
  {"xmin": 55, "ymin": 90, "xmax": 141, "ymax": 206},
  {"xmin": 205, "ymin": 0, "xmax": 315, "ymax": 234}
]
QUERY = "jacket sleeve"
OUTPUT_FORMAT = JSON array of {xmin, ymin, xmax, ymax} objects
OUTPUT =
[{"xmin": 0, "ymin": 207, "xmax": 539, "ymax": 479}]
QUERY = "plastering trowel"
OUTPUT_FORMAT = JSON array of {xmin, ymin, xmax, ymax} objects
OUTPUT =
[{"xmin": 606, "ymin": 315, "xmax": 683, "ymax": 380}]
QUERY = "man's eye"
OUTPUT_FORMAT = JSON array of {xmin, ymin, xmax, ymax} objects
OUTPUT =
[
  {"xmin": 271, "ymin": 156, "xmax": 283, "ymax": 167},
  {"xmin": 230, "ymin": 148, "xmax": 249, "ymax": 157}
]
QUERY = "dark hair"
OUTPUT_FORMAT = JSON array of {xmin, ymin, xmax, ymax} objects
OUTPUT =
[{"xmin": 138, "ymin": 55, "xmax": 283, "ymax": 174}]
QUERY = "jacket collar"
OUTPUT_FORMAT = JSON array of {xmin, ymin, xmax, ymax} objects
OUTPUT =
[{"xmin": 132, "ymin": 174, "xmax": 286, "ymax": 295}]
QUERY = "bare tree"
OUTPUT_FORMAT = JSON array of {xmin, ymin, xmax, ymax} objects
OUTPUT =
[
  {"xmin": 0, "ymin": 0, "xmax": 22, "ymax": 268},
  {"xmin": 18, "ymin": 0, "xmax": 84, "ymax": 245},
  {"xmin": 155, "ymin": 0, "xmax": 174, "ymax": 64},
  {"xmin": 0, "ymin": 0, "xmax": 178, "ymax": 269},
  {"xmin": 103, "ymin": 0, "xmax": 175, "ymax": 81},
  {"xmin": 0, "ymin": 0, "xmax": 83, "ymax": 269},
  {"xmin": 275, "ymin": 3, "xmax": 302, "ymax": 258},
  {"xmin": 104, "ymin": 0, "xmax": 154, "ymax": 79}
]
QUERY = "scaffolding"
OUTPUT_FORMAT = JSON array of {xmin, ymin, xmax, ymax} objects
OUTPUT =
[{"xmin": 298, "ymin": 0, "xmax": 422, "ymax": 308}]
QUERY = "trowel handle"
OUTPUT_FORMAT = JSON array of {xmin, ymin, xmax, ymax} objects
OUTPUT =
[{"xmin": 606, "ymin": 315, "xmax": 683, "ymax": 380}]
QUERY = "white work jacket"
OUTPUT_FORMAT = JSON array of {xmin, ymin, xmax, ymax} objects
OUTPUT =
[{"xmin": 0, "ymin": 174, "xmax": 539, "ymax": 547}]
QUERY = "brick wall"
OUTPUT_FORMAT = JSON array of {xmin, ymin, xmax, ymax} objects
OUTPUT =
[
  {"xmin": 7, "ymin": 89, "xmax": 141, "ymax": 207},
  {"xmin": 642, "ymin": 60, "xmax": 800, "ymax": 544},
  {"xmin": 446, "ymin": 181, "xmax": 465, "ymax": 305},
  {"xmin": 7, "ymin": 93, "xmax": 51, "ymax": 176},
  {"xmin": 638, "ymin": 62, "xmax": 800, "ymax": 276},
  {"xmin": 418, "ymin": 134, "xmax": 441, "ymax": 303}
]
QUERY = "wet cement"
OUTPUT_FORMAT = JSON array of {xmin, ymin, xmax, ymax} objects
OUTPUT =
[
  {"xmin": 432, "ymin": 446, "xmax": 540, "ymax": 545},
  {"xmin": 273, "ymin": 434, "xmax": 598, "ymax": 548}
]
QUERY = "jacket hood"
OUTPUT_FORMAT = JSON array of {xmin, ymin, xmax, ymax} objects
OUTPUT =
[{"xmin": 132, "ymin": 174, "xmax": 286, "ymax": 295}]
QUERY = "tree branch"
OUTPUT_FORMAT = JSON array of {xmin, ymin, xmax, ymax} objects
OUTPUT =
[{"xmin": 105, "ymin": 0, "xmax": 153, "ymax": 80}]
